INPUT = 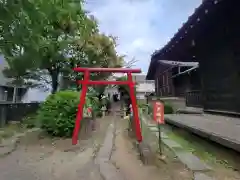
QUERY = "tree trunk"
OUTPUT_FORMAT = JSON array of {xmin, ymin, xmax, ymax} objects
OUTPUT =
[{"xmin": 49, "ymin": 68, "xmax": 59, "ymax": 94}]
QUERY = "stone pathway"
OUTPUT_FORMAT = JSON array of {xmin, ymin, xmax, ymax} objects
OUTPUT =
[{"xmin": 95, "ymin": 122, "xmax": 125, "ymax": 180}]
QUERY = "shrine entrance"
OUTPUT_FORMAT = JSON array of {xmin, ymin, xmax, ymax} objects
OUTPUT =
[{"xmin": 72, "ymin": 67, "xmax": 142, "ymax": 145}]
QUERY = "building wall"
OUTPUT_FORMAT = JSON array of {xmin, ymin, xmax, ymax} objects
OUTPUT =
[
  {"xmin": 150, "ymin": 0, "xmax": 239, "ymax": 112},
  {"xmin": 136, "ymin": 92, "xmax": 146, "ymax": 100},
  {"xmin": 154, "ymin": 63, "xmax": 202, "ymax": 99},
  {"xmin": 200, "ymin": 45, "xmax": 240, "ymax": 113},
  {"xmin": 133, "ymin": 74, "xmax": 155, "ymax": 95},
  {"xmin": 196, "ymin": 1, "xmax": 240, "ymax": 113},
  {"xmin": 136, "ymin": 81, "xmax": 155, "ymax": 93},
  {"xmin": 0, "ymin": 56, "xmax": 49, "ymax": 102},
  {"xmin": 154, "ymin": 64, "xmax": 175, "ymax": 97},
  {"xmin": 0, "ymin": 87, "xmax": 6, "ymax": 101}
]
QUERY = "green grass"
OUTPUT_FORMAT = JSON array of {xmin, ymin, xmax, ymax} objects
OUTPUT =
[
  {"xmin": 0, "ymin": 123, "xmax": 26, "ymax": 143},
  {"xmin": 163, "ymin": 126, "xmax": 238, "ymax": 170},
  {"xmin": 140, "ymin": 118, "xmax": 178, "ymax": 160}
]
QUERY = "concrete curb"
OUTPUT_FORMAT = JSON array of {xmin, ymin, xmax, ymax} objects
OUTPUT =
[
  {"xmin": 176, "ymin": 109, "xmax": 203, "ymax": 115},
  {"xmin": 142, "ymin": 117, "xmax": 214, "ymax": 180},
  {"xmin": 165, "ymin": 117, "xmax": 240, "ymax": 153},
  {"xmin": 0, "ymin": 128, "xmax": 41, "ymax": 157}
]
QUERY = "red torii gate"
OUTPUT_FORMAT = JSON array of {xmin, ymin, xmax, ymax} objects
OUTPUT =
[{"xmin": 72, "ymin": 67, "xmax": 143, "ymax": 145}]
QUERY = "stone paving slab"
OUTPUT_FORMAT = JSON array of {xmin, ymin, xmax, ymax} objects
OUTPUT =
[
  {"xmin": 98, "ymin": 161, "xmax": 125, "ymax": 180},
  {"xmin": 95, "ymin": 123, "xmax": 125, "ymax": 180},
  {"xmin": 176, "ymin": 108, "xmax": 203, "ymax": 115},
  {"xmin": 150, "ymin": 126, "xmax": 158, "ymax": 131},
  {"xmin": 97, "ymin": 124, "xmax": 114, "ymax": 160},
  {"xmin": 154, "ymin": 132, "xmax": 169, "ymax": 139},
  {"xmin": 174, "ymin": 151, "xmax": 211, "ymax": 171},
  {"xmin": 162, "ymin": 139, "xmax": 183, "ymax": 149},
  {"xmin": 165, "ymin": 114, "xmax": 240, "ymax": 152},
  {"xmin": 194, "ymin": 172, "xmax": 214, "ymax": 180}
]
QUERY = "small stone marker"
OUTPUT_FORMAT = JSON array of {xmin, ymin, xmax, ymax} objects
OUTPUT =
[{"xmin": 101, "ymin": 106, "xmax": 107, "ymax": 117}]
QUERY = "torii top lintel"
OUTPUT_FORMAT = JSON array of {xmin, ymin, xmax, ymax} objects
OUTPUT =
[{"xmin": 73, "ymin": 67, "xmax": 141, "ymax": 73}]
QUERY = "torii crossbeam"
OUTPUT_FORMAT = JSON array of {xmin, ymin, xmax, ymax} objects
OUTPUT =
[{"xmin": 72, "ymin": 67, "xmax": 143, "ymax": 145}]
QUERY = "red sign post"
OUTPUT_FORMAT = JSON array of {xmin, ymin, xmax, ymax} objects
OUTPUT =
[
  {"xmin": 153, "ymin": 101, "xmax": 164, "ymax": 155},
  {"xmin": 153, "ymin": 101, "xmax": 164, "ymax": 124}
]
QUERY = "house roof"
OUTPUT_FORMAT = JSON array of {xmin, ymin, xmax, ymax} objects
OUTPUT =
[{"xmin": 146, "ymin": 0, "xmax": 229, "ymax": 80}]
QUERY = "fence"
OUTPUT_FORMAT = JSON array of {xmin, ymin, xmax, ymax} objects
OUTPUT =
[
  {"xmin": 185, "ymin": 90, "xmax": 202, "ymax": 108},
  {"xmin": 0, "ymin": 102, "xmax": 40, "ymax": 127}
]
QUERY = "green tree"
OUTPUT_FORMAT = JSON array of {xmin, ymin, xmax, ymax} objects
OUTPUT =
[
  {"xmin": 0, "ymin": 1, "xmax": 45, "ymax": 86},
  {"xmin": 0, "ymin": 0, "xmax": 98, "ymax": 93},
  {"xmin": 61, "ymin": 33, "xmax": 124, "ymax": 92},
  {"xmin": 0, "ymin": 0, "xmax": 124, "ymax": 94}
]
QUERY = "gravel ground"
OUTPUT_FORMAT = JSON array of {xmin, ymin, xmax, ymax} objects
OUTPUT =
[{"xmin": 0, "ymin": 117, "xmax": 112, "ymax": 180}]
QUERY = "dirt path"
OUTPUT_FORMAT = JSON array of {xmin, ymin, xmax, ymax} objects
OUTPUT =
[
  {"xmin": 110, "ymin": 118, "xmax": 192, "ymax": 180},
  {"xmin": 0, "ymin": 117, "xmax": 112, "ymax": 180}
]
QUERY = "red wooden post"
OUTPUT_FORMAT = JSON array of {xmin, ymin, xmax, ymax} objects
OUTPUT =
[
  {"xmin": 127, "ymin": 72, "xmax": 143, "ymax": 142},
  {"xmin": 72, "ymin": 70, "xmax": 89, "ymax": 145}
]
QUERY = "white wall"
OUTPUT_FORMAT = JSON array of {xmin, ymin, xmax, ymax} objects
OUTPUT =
[
  {"xmin": 105, "ymin": 86, "xmax": 118, "ymax": 101},
  {"xmin": 22, "ymin": 88, "xmax": 50, "ymax": 103},
  {"xmin": 136, "ymin": 92, "xmax": 146, "ymax": 100},
  {"xmin": 136, "ymin": 82, "xmax": 155, "ymax": 93}
]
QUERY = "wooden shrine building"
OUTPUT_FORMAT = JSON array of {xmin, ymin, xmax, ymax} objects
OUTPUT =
[{"xmin": 146, "ymin": 0, "xmax": 240, "ymax": 114}]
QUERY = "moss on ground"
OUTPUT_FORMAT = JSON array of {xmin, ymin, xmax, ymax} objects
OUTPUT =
[
  {"xmin": 163, "ymin": 125, "xmax": 239, "ymax": 170},
  {"xmin": 0, "ymin": 123, "xmax": 26, "ymax": 143}
]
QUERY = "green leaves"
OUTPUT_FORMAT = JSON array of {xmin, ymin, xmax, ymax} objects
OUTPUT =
[
  {"xmin": 38, "ymin": 90, "xmax": 101, "ymax": 137},
  {"xmin": 0, "ymin": 0, "xmax": 124, "ymax": 94}
]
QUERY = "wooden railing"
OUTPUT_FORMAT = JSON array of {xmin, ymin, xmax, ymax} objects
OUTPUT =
[{"xmin": 185, "ymin": 90, "xmax": 202, "ymax": 107}]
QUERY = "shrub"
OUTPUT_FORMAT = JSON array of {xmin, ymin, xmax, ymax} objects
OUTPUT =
[
  {"xmin": 37, "ymin": 90, "xmax": 99, "ymax": 137},
  {"xmin": 164, "ymin": 103, "xmax": 174, "ymax": 114}
]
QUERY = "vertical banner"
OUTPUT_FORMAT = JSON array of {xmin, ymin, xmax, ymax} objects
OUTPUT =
[
  {"xmin": 153, "ymin": 101, "xmax": 164, "ymax": 124},
  {"xmin": 153, "ymin": 101, "xmax": 164, "ymax": 155}
]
